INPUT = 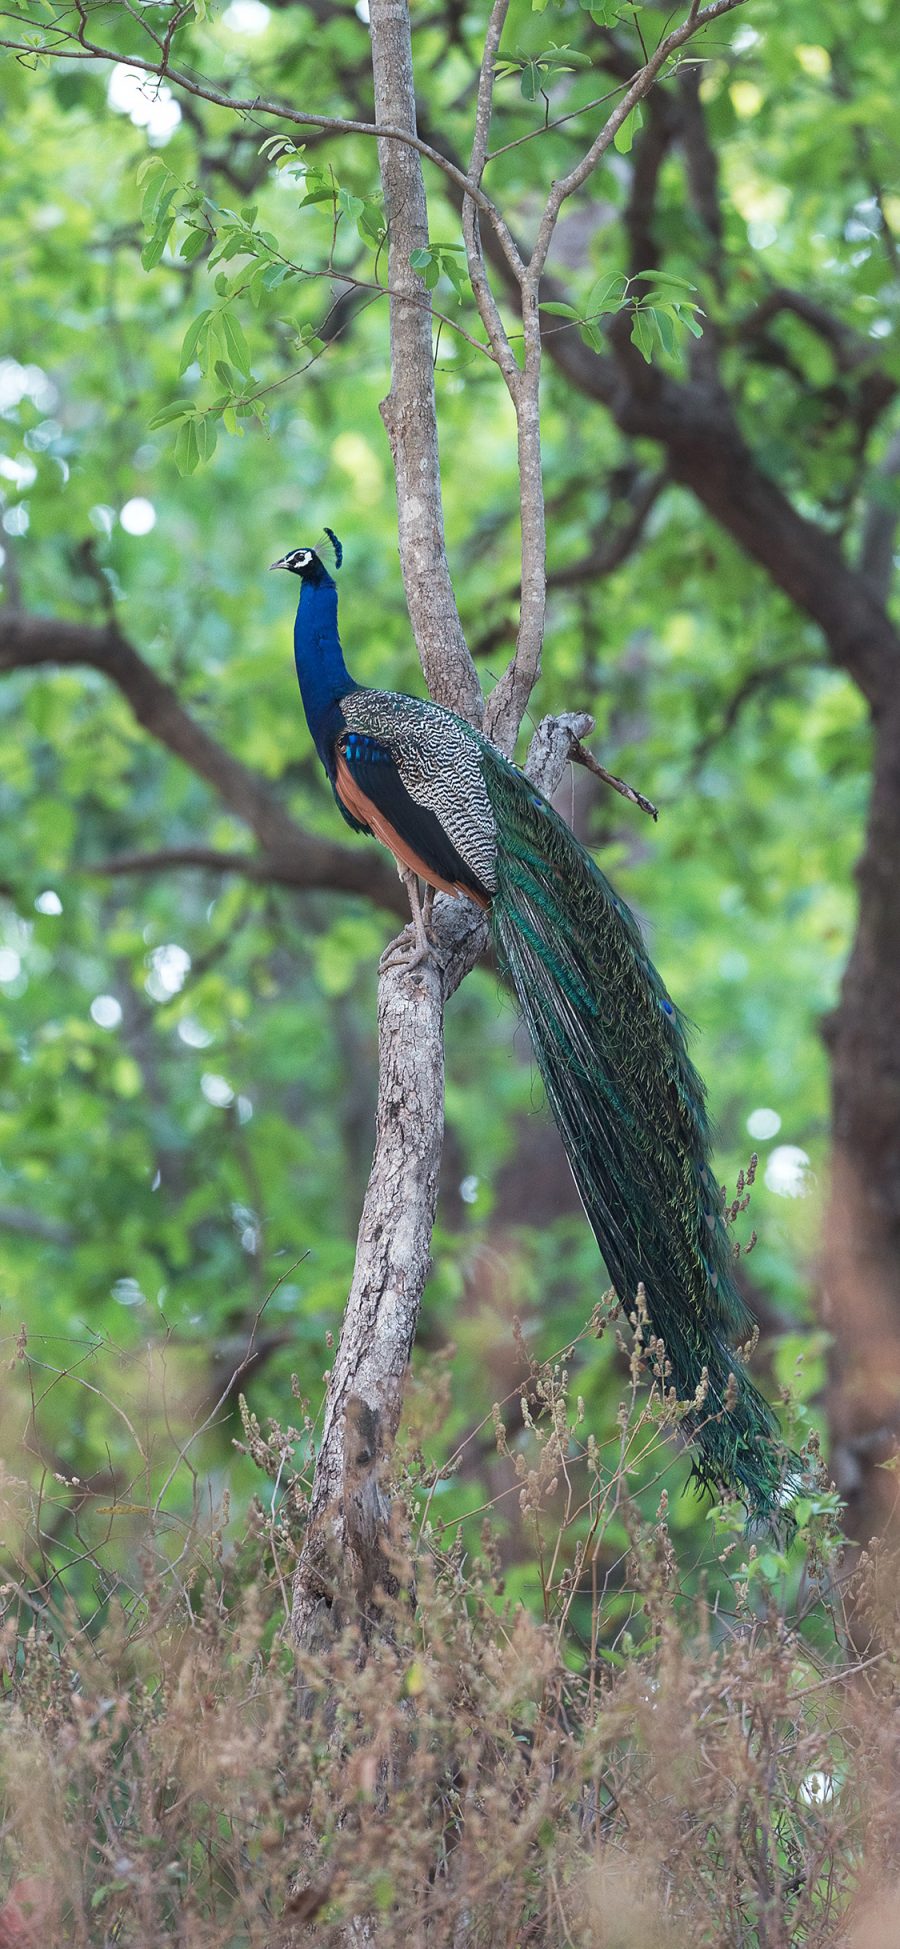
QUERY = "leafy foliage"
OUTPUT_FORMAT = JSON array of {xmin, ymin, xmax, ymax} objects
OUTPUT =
[
  {"xmin": 0, "ymin": 11, "xmax": 893, "ymax": 1936},
  {"xmin": 0, "ymin": 0, "xmax": 879, "ymax": 1574}
]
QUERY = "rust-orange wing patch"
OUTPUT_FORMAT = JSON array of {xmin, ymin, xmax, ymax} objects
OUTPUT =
[{"xmin": 334, "ymin": 750, "xmax": 490, "ymax": 909}]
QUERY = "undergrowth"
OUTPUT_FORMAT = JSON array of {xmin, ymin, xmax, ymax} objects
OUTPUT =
[{"xmin": 0, "ymin": 1305, "xmax": 896, "ymax": 1948}]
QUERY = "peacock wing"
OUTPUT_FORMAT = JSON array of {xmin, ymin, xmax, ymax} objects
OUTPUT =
[{"xmin": 336, "ymin": 691, "xmax": 496, "ymax": 905}]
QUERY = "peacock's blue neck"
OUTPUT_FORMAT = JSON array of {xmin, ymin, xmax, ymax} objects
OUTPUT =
[{"xmin": 292, "ymin": 569, "xmax": 360, "ymax": 773}]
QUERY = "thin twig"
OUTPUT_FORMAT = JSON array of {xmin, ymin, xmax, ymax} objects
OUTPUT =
[
  {"xmin": 529, "ymin": 0, "xmax": 750, "ymax": 284},
  {"xmin": 568, "ymin": 737, "xmax": 659, "ymax": 821},
  {"xmin": 0, "ymin": 14, "xmax": 513, "ymax": 237}
]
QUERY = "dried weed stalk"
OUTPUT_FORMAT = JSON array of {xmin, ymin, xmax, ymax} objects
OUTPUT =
[{"xmin": 0, "ymin": 1313, "xmax": 894, "ymax": 1947}]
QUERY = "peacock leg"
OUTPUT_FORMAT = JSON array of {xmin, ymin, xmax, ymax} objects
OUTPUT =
[
  {"xmin": 421, "ymin": 884, "xmax": 435, "ymax": 931},
  {"xmin": 380, "ymin": 867, "xmax": 432, "ymax": 971}
]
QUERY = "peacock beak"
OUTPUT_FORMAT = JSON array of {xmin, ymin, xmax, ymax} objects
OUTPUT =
[{"xmin": 269, "ymin": 555, "xmax": 290, "ymax": 571}]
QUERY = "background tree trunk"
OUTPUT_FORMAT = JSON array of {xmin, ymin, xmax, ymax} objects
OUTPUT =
[{"xmin": 825, "ymin": 705, "xmax": 900, "ymax": 1539}]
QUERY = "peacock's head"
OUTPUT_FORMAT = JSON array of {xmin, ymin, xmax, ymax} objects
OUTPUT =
[{"xmin": 270, "ymin": 529, "xmax": 343, "ymax": 578}]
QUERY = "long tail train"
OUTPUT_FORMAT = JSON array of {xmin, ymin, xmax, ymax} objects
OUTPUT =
[{"xmin": 484, "ymin": 747, "xmax": 790, "ymax": 1522}]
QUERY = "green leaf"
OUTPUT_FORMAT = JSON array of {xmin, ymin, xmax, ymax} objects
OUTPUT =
[
  {"xmin": 541, "ymin": 43, "xmax": 591, "ymax": 67},
  {"xmin": 443, "ymin": 256, "xmax": 468, "ymax": 299},
  {"xmin": 142, "ymin": 180, "xmax": 179, "ymax": 251},
  {"xmin": 300, "ymin": 180, "xmax": 336, "ymax": 206},
  {"xmin": 586, "ymin": 273, "xmax": 627, "ymax": 314},
  {"xmin": 147, "ymin": 400, "xmax": 194, "ymax": 429},
  {"xmin": 179, "ymin": 309, "xmax": 212, "ymax": 374},
  {"xmin": 219, "ymin": 308, "xmax": 251, "ymax": 375},
  {"xmin": 258, "ymin": 133, "xmax": 298, "ymax": 160},
  {"xmin": 180, "ymin": 226, "xmax": 208, "ymax": 264},
  {"xmin": 174, "ymin": 417, "xmax": 201, "ymax": 475},
  {"xmin": 337, "ymin": 188, "xmax": 365, "ymax": 220},
  {"xmin": 204, "ymin": 312, "xmax": 230, "ymax": 370},
  {"xmin": 135, "ymin": 155, "xmax": 166, "ymax": 190},
  {"xmin": 409, "ymin": 247, "xmax": 433, "ymax": 272},
  {"xmin": 630, "ymin": 306, "xmax": 656, "ymax": 362},
  {"xmin": 139, "ymin": 161, "xmax": 172, "ymax": 228},
  {"xmin": 520, "ymin": 61, "xmax": 540, "ymax": 101},
  {"xmin": 631, "ymin": 268, "xmax": 698, "ymax": 291},
  {"xmin": 541, "ymin": 300, "xmax": 580, "ymax": 318},
  {"xmin": 140, "ymin": 220, "xmax": 173, "ymax": 272},
  {"xmin": 645, "ymin": 304, "xmax": 677, "ymax": 356},
  {"xmin": 357, "ymin": 205, "xmax": 387, "ymax": 246},
  {"xmin": 194, "ymin": 414, "xmax": 218, "ymax": 463},
  {"xmin": 614, "ymin": 103, "xmax": 643, "ymax": 153},
  {"xmin": 216, "ymin": 234, "xmax": 248, "ymax": 263}
]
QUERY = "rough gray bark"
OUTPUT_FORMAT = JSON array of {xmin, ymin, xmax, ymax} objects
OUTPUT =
[
  {"xmin": 291, "ymin": 900, "xmax": 476, "ymax": 1649},
  {"xmin": 290, "ymin": 711, "xmax": 590, "ymax": 1648},
  {"xmin": 369, "ymin": 0, "xmax": 482, "ymax": 727},
  {"xmin": 293, "ymin": 0, "xmax": 488, "ymax": 1647}
]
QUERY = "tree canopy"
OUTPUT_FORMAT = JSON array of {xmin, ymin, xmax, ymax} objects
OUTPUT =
[{"xmin": 2, "ymin": 0, "xmax": 888, "ymax": 1554}]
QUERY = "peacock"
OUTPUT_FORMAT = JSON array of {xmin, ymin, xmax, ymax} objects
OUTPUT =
[{"xmin": 272, "ymin": 530, "xmax": 791, "ymax": 1523}]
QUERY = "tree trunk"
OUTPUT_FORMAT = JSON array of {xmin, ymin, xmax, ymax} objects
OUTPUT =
[{"xmin": 825, "ymin": 703, "xmax": 900, "ymax": 1541}]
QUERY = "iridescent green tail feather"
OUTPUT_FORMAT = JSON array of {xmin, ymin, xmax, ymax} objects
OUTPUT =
[{"xmin": 483, "ymin": 749, "xmax": 791, "ymax": 1524}]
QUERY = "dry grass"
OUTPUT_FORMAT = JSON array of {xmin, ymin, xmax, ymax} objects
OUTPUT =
[{"xmin": 0, "ymin": 1314, "xmax": 897, "ymax": 1948}]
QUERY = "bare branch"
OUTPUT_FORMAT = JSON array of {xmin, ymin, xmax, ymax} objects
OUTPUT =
[
  {"xmin": 293, "ymin": 0, "xmax": 493, "ymax": 1651},
  {"xmin": 529, "ymin": 0, "xmax": 750, "ymax": 284},
  {"xmin": 470, "ymin": 0, "xmax": 509, "ymax": 185},
  {"xmin": 0, "ymin": 16, "xmax": 506, "ymax": 227},
  {"xmin": 496, "ymin": 380, "xmax": 546, "ymax": 745},
  {"xmin": 80, "ymin": 844, "xmax": 409, "ymax": 915},
  {"xmin": 460, "ymin": 0, "xmax": 522, "ymax": 391},
  {"xmin": 0, "ymin": 614, "xmax": 406, "ymax": 914},
  {"xmin": 485, "ymin": 80, "xmax": 628, "ymax": 163},
  {"xmin": 466, "ymin": 0, "xmax": 526, "ymax": 286},
  {"xmin": 369, "ymin": 0, "xmax": 482, "ymax": 724},
  {"xmin": 568, "ymin": 739, "xmax": 658, "ymax": 820},
  {"xmin": 483, "ymin": 295, "xmax": 546, "ymax": 751}
]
